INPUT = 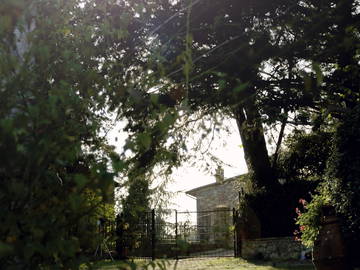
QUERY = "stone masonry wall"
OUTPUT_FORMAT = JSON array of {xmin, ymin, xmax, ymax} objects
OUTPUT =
[
  {"xmin": 196, "ymin": 180, "xmax": 242, "ymax": 212},
  {"xmin": 242, "ymin": 237, "xmax": 304, "ymax": 260}
]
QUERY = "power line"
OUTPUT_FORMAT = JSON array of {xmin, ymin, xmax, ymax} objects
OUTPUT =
[{"xmin": 147, "ymin": 0, "xmax": 204, "ymax": 37}]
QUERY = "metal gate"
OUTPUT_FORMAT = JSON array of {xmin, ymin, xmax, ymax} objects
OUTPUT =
[{"xmin": 115, "ymin": 208, "xmax": 240, "ymax": 259}]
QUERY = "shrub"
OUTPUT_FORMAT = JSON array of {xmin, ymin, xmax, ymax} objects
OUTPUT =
[
  {"xmin": 296, "ymin": 106, "xmax": 360, "ymax": 266},
  {"xmin": 0, "ymin": 1, "xmax": 121, "ymax": 268}
]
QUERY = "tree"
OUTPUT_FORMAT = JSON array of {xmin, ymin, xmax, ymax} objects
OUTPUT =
[
  {"xmin": 277, "ymin": 130, "xmax": 333, "ymax": 183},
  {"xmin": 113, "ymin": 0, "xmax": 359, "ymax": 237},
  {"xmin": 0, "ymin": 0, "xmax": 131, "ymax": 268},
  {"xmin": 119, "ymin": 176, "xmax": 151, "ymax": 255}
]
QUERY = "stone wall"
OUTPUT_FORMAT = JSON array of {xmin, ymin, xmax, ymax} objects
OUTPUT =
[
  {"xmin": 242, "ymin": 237, "xmax": 304, "ymax": 260},
  {"xmin": 196, "ymin": 180, "xmax": 240, "ymax": 212},
  {"xmin": 186, "ymin": 174, "xmax": 249, "ymax": 214}
]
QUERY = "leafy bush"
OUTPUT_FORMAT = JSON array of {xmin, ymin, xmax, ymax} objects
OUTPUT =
[
  {"xmin": 0, "ymin": 101, "xmax": 116, "ymax": 269},
  {"xmin": 294, "ymin": 189, "xmax": 330, "ymax": 247},
  {"xmin": 0, "ymin": 1, "xmax": 123, "ymax": 268},
  {"xmin": 243, "ymin": 179, "xmax": 318, "ymax": 238},
  {"xmin": 325, "ymin": 106, "xmax": 360, "ymax": 266},
  {"xmin": 296, "ymin": 106, "xmax": 360, "ymax": 266},
  {"xmin": 278, "ymin": 131, "xmax": 333, "ymax": 182}
]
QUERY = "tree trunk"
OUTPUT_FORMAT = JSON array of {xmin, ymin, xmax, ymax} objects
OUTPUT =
[{"xmin": 233, "ymin": 96, "xmax": 278, "ymax": 191}]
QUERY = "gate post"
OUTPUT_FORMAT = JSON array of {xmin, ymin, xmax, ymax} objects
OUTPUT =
[
  {"xmin": 151, "ymin": 209, "xmax": 156, "ymax": 260},
  {"xmin": 232, "ymin": 208, "xmax": 237, "ymax": 257},
  {"xmin": 175, "ymin": 210, "xmax": 178, "ymax": 260}
]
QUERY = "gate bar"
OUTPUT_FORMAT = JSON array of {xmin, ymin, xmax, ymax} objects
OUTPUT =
[
  {"xmin": 175, "ymin": 210, "xmax": 178, "ymax": 260},
  {"xmin": 233, "ymin": 208, "xmax": 236, "ymax": 257},
  {"xmin": 151, "ymin": 209, "xmax": 155, "ymax": 260}
]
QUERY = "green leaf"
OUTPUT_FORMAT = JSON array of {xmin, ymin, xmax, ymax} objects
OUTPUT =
[
  {"xmin": 162, "ymin": 113, "xmax": 176, "ymax": 127},
  {"xmin": 218, "ymin": 80, "xmax": 226, "ymax": 90},
  {"xmin": 233, "ymin": 82, "xmax": 249, "ymax": 92},
  {"xmin": 74, "ymin": 174, "xmax": 88, "ymax": 188},
  {"xmin": 137, "ymin": 133, "xmax": 152, "ymax": 150},
  {"xmin": 112, "ymin": 158, "xmax": 125, "ymax": 173},
  {"xmin": 150, "ymin": 94, "xmax": 159, "ymax": 105}
]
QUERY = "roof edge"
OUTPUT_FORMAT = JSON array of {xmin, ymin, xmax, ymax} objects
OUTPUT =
[{"xmin": 185, "ymin": 173, "xmax": 248, "ymax": 196}]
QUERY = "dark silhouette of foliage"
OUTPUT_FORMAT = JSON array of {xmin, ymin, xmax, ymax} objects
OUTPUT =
[
  {"xmin": 325, "ymin": 106, "xmax": 360, "ymax": 266},
  {"xmin": 126, "ymin": 0, "xmax": 359, "ymax": 238}
]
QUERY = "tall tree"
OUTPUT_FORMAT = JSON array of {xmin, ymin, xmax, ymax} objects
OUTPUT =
[{"xmin": 114, "ymin": 0, "xmax": 359, "ymax": 236}]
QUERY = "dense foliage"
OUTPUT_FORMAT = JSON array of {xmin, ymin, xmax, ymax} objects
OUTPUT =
[
  {"xmin": 278, "ymin": 131, "xmax": 333, "ymax": 182},
  {"xmin": 0, "ymin": 0, "xmax": 126, "ymax": 268},
  {"xmin": 123, "ymin": 0, "xmax": 360, "ymax": 240},
  {"xmin": 119, "ymin": 176, "xmax": 151, "ymax": 256},
  {"xmin": 327, "ymin": 106, "xmax": 360, "ymax": 265},
  {"xmin": 297, "ymin": 106, "xmax": 360, "ymax": 265}
]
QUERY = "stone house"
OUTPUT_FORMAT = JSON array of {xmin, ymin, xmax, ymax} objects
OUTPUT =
[
  {"xmin": 186, "ymin": 168, "xmax": 247, "ymax": 213},
  {"xmin": 185, "ymin": 170, "xmax": 302, "ymax": 260},
  {"xmin": 185, "ymin": 168, "xmax": 249, "ymax": 243},
  {"xmin": 185, "ymin": 169, "xmax": 305, "ymax": 260}
]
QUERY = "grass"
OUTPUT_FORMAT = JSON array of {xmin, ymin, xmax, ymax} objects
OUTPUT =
[{"xmin": 85, "ymin": 258, "xmax": 315, "ymax": 270}]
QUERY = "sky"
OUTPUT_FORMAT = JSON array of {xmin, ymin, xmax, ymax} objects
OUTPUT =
[
  {"xmin": 107, "ymin": 117, "xmax": 248, "ymax": 213},
  {"xmin": 166, "ymin": 119, "xmax": 248, "ymax": 212}
]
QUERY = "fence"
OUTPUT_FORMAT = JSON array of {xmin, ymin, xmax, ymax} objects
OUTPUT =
[{"xmin": 108, "ymin": 208, "xmax": 240, "ymax": 260}]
